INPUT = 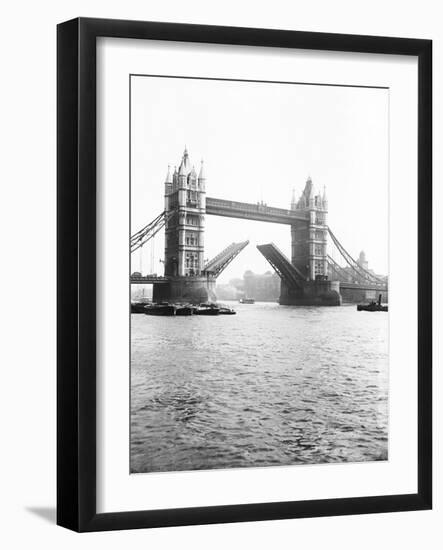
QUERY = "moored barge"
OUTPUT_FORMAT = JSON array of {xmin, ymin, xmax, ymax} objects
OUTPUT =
[{"xmin": 144, "ymin": 303, "xmax": 176, "ymax": 316}]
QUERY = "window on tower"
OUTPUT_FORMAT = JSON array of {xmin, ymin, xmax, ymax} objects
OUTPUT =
[
  {"xmin": 186, "ymin": 214, "xmax": 199, "ymax": 226},
  {"xmin": 185, "ymin": 232, "xmax": 198, "ymax": 246},
  {"xmin": 314, "ymin": 261, "xmax": 325, "ymax": 275},
  {"xmin": 185, "ymin": 252, "xmax": 199, "ymax": 275},
  {"xmin": 315, "ymin": 213, "xmax": 325, "ymax": 225},
  {"xmin": 186, "ymin": 190, "xmax": 198, "ymax": 206}
]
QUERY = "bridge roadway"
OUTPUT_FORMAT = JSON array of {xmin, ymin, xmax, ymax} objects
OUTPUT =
[
  {"xmin": 206, "ymin": 197, "xmax": 309, "ymax": 225},
  {"xmin": 131, "ymin": 275, "xmax": 168, "ymax": 284},
  {"xmin": 339, "ymin": 281, "xmax": 388, "ymax": 292}
]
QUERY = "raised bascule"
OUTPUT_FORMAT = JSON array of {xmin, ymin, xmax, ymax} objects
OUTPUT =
[{"xmin": 131, "ymin": 148, "xmax": 388, "ymax": 305}]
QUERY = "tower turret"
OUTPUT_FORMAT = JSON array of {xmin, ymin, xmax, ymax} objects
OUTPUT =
[
  {"xmin": 164, "ymin": 165, "xmax": 172, "ymax": 191},
  {"xmin": 198, "ymin": 160, "xmax": 206, "ymax": 191},
  {"xmin": 296, "ymin": 176, "xmax": 313, "ymax": 209},
  {"xmin": 198, "ymin": 160, "xmax": 206, "ymax": 209},
  {"xmin": 291, "ymin": 188, "xmax": 296, "ymax": 210},
  {"xmin": 164, "ymin": 165, "xmax": 173, "ymax": 212},
  {"xmin": 181, "ymin": 147, "xmax": 191, "ymax": 175},
  {"xmin": 178, "ymin": 156, "xmax": 188, "ymax": 211},
  {"xmin": 305, "ymin": 175, "xmax": 313, "ymax": 196},
  {"xmin": 178, "ymin": 159, "xmax": 186, "ymax": 177},
  {"xmin": 172, "ymin": 166, "xmax": 178, "ymax": 190},
  {"xmin": 189, "ymin": 165, "xmax": 197, "ymax": 187}
]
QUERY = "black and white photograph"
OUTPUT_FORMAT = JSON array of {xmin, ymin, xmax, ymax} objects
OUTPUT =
[
  {"xmin": 1, "ymin": 0, "xmax": 437, "ymax": 542},
  {"xmin": 130, "ymin": 75, "xmax": 389, "ymax": 474}
]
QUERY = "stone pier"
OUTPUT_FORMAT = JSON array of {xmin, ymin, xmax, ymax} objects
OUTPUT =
[
  {"xmin": 279, "ymin": 279, "xmax": 342, "ymax": 306},
  {"xmin": 340, "ymin": 286, "xmax": 388, "ymax": 304},
  {"xmin": 153, "ymin": 276, "xmax": 217, "ymax": 304}
]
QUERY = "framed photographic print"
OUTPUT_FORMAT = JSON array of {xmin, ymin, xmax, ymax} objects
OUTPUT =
[{"xmin": 57, "ymin": 17, "xmax": 432, "ymax": 531}]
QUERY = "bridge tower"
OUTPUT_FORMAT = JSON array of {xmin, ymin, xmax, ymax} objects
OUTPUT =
[
  {"xmin": 164, "ymin": 147, "xmax": 206, "ymax": 277},
  {"xmin": 279, "ymin": 177, "xmax": 340, "ymax": 306},
  {"xmin": 290, "ymin": 177, "xmax": 329, "ymax": 281},
  {"xmin": 154, "ymin": 147, "xmax": 214, "ymax": 303}
]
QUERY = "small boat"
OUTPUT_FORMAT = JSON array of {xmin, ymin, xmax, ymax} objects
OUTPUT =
[
  {"xmin": 239, "ymin": 298, "xmax": 255, "ymax": 304},
  {"xmin": 218, "ymin": 304, "xmax": 236, "ymax": 315},
  {"xmin": 144, "ymin": 303, "xmax": 176, "ymax": 316},
  {"xmin": 175, "ymin": 305, "xmax": 195, "ymax": 316},
  {"xmin": 357, "ymin": 294, "xmax": 388, "ymax": 312},
  {"xmin": 194, "ymin": 303, "xmax": 220, "ymax": 315}
]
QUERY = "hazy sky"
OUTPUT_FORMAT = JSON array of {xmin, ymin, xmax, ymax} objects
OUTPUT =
[{"xmin": 131, "ymin": 75, "xmax": 388, "ymax": 283}]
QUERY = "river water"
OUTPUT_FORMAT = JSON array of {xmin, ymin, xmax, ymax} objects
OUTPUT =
[{"xmin": 130, "ymin": 302, "xmax": 388, "ymax": 473}]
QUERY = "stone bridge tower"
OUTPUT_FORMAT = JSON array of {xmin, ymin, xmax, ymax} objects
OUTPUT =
[
  {"xmin": 164, "ymin": 147, "xmax": 206, "ymax": 277},
  {"xmin": 155, "ymin": 147, "xmax": 215, "ymax": 304},
  {"xmin": 290, "ymin": 176, "xmax": 329, "ymax": 281},
  {"xmin": 281, "ymin": 176, "xmax": 340, "ymax": 305}
]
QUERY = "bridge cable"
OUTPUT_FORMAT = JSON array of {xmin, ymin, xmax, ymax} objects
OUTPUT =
[
  {"xmin": 131, "ymin": 210, "xmax": 176, "ymax": 253},
  {"xmin": 327, "ymin": 255, "xmax": 353, "ymax": 282},
  {"xmin": 131, "ymin": 211, "xmax": 165, "ymax": 241},
  {"xmin": 327, "ymin": 228, "xmax": 385, "ymax": 284}
]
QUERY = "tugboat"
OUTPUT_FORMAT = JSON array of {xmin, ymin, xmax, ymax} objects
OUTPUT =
[
  {"xmin": 239, "ymin": 298, "xmax": 255, "ymax": 304},
  {"xmin": 194, "ymin": 303, "xmax": 220, "ymax": 315},
  {"xmin": 175, "ymin": 304, "xmax": 195, "ymax": 316},
  {"xmin": 144, "ymin": 302, "xmax": 176, "ymax": 316},
  {"xmin": 357, "ymin": 294, "xmax": 388, "ymax": 312}
]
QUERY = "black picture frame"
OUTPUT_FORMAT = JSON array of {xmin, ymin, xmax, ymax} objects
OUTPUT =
[{"xmin": 57, "ymin": 17, "xmax": 432, "ymax": 532}]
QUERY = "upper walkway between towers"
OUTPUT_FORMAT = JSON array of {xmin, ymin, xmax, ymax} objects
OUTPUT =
[{"xmin": 205, "ymin": 197, "xmax": 309, "ymax": 225}]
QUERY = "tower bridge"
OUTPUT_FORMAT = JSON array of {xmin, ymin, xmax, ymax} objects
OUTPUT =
[{"xmin": 131, "ymin": 147, "xmax": 388, "ymax": 305}]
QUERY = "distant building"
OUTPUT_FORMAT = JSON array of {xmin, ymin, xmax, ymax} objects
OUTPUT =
[
  {"xmin": 216, "ymin": 271, "xmax": 280, "ymax": 302},
  {"xmin": 215, "ymin": 283, "xmax": 239, "ymax": 301},
  {"xmin": 357, "ymin": 250, "xmax": 369, "ymax": 271},
  {"xmin": 329, "ymin": 250, "xmax": 386, "ymax": 283},
  {"xmin": 243, "ymin": 270, "xmax": 280, "ymax": 301},
  {"xmin": 131, "ymin": 285, "xmax": 152, "ymax": 301}
]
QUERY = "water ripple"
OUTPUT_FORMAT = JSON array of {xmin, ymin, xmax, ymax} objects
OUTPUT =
[{"xmin": 131, "ymin": 302, "xmax": 388, "ymax": 473}]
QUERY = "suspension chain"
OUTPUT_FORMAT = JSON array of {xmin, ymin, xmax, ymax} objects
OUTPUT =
[{"xmin": 327, "ymin": 228, "xmax": 385, "ymax": 284}]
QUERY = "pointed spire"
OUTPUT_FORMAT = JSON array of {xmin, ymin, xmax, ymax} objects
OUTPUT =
[
  {"xmin": 180, "ymin": 146, "xmax": 190, "ymax": 175},
  {"xmin": 322, "ymin": 185, "xmax": 328, "ymax": 209},
  {"xmin": 304, "ymin": 175, "xmax": 313, "ymax": 202},
  {"xmin": 171, "ymin": 166, "xmax": 178, "ymax": 189},
  {"xmin": 291, "ymin": 187, "xmax": 296, "ymax": 209},
  {"xmin": 165, "ymin": 164, "xmax": 173, "ymax": 184},
  {"xmin": 178, "ymin": 160, "xmax": 186, "ymax": 176},
  {"xmin": 198, "ymin": 159, "xmax": 205, "ymax": 180},
  {"xmin": 190, "ymin": 165, "xmax": 197, "ymax": 177}
]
